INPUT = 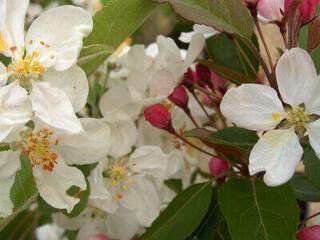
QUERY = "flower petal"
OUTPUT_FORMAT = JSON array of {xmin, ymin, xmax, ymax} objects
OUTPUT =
[
  {"xmin": 0, "ymin": 81, "xmax": 32, "ymax": 142},
  {"xmin": 0, "ymin": 0, "xmax": 28, "ymax": 56},
  {"xmin": 33, "ymin": 155, "xmax": 86, "ymax": 212},
  {"xmin": 305, "ymin": 119, "xmax": 320, "ymax": 158},
  {"xmin": 42, "ymin": 65, "xmax": 88, "ymax": 113},
  {"xmin": 130, "ymin": 146, "xmax": 167, "ymax": 181},
  {"xmin": 30, "ymin": 81, "xmax": 82, "ymax": 135},
  {"xmin": 103, "ymin": 110, "xmax": 138, "ymax": 158},
  {"xmin": 249, "ymin": 128, "xmax": 303, "ymax": 186},
  {"xmin": 99, "ymin": 86, "xmax": 142, "ymax": 120},
  {"xmin": 0, "ymin": 150, "xmax": 20, "ymax": 217},
  {"xmin": 276, "ymin": 48, "xmax": 318, "ymax": 107},
  {"xmin": 59, "ymin": 118, "xmax": 111, "ymax": 165},
  {"xmin": 121, "ymin": 178, "xmax": 162, "ymax": 226},
  {"xmin": 220, "ymin": 84, "xmax": 285, "ymax": 131},
  {"xmin": 183, "ymin": 33, "xmax": 205, "ymax": 70},
  {"xmin": 25, "ymin": 5, "xmax": 93, "ymax": 71},
  {"xmin": 179, "ymin": 24, "xmax": 218, "ymax": 43}
]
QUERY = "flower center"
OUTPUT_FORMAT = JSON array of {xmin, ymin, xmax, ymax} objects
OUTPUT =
[
  {"xmin": 0, "ymin": 33, "xmax": 8, "ymax": 52},
  {"xmin": 286, "ymin": 106, "xmax": 310, "ymax": 128},
  {"xmin": 105, "ymin": 158, "xmax": 138, "ymax": 201},
  {"xmin": 22, "ymin": 128, "xmax": 59, "ymax": 172},
  {"xmin": 7, "ymin": 50, "xmax": 45, "ymax": 78}
]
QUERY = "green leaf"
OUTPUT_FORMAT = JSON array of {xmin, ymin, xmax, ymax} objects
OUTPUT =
[
  {"xmin": 0, "ymin": 155, "xmax": 38, "ymax": 231},
  {"xmin": 140, "ymin": 181, "xmax": 213, "ymax": 240},
  {"xmin": 291, "ymin": 175, "xmax": 320, "ymax": 202},
  {"xmin": 206, "ymin": 34, "xmax": 259, "ymax": 82},
  {"xmin": 153, "ymin": 0, "xmax": 254, "ymax": 39},
  {"xmin": 80, "ymin": 0, "xmax": 159, "ymax": 75},
  {"xmin": 304, "ymin": 145, "xmax": 320, "ymax": 188},
  {"xmin": 188, "ymin": 189, "xmax": 231, "ymax": 240},
  {"xmin": 164, "ymin": 179, "xmax": 183, "ymax": 194},
  {"xmin": 208, "ymin": 127, "xmax": 258, "ymax": 150},
  {"xmin": 218, "ymin": 178, "xmax": 300, "ymax": 240}
]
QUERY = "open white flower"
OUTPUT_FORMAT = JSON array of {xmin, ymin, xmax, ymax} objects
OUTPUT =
[
  {"xmin": 179, "ymin": 24, "xmax": 219, "ymax": 43},
  {"xmin": 220, "ymin": 48, "xmax": 320, "ymax": 186},
  {"xmin": 0, "ymin": 118, "xmax": 111, "ymax": 216},
  {"xmin": 88, "ymin": 146, "xmax": 168, "ymax": 240},
  {"xmin": 99, "ymin": 34, "xmax": 205, "ymax": 119},
  {"xmin": 0, "ymin": 0, "xmax": 93, "ymax": 140}
]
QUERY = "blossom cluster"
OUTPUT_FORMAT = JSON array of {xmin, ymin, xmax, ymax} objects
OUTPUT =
[{"xmin": 1, "ymin": 0, "xmax": 320, "ymax": 239}]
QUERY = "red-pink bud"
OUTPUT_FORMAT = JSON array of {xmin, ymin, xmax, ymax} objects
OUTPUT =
[
  {"xmin": 209, "ymin": 157, "xmax": 230, "ymax": 177},
  {"xmin": 211, "ymin": 72, "xmax": 228, "ymax": 96},
  {"xmin": 182, "ymin": 68, "xmax": 196, "ymax": 91},
  {"xmin": 144, "ymin": 104, "xmax": 174, "ymax": 133},
  {"xmin": 89, "ymin": 234, "xmax": 111, "ymax": 240},
  {"xmin": 285, "ymin": 0, "xmax": 319, "ymax": 24},
  {"xmin": 168, "ymin": 86, "xmax": 189, "ymax": 111},
  {"xmin": 296, "ymin": 226, "xmax": 320, "ymax": 240},
  {"xmin": 196, "ymin": 64, "xmax": 212, "ymax": 89}
]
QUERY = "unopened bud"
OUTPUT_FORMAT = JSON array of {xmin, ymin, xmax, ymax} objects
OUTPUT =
[
  {"xmin": 144, "ymin": 104, "xmax": 174, "ymax": 133},
  {"xmin": 196, "ymin": 64, "xmax": 213, "ymax": 89},
  {"xmin": 285, "ymin": 0, "xmax": 319, "ymax": 24},
  {"xmin": 182, "ymin": 68, "xmax": 196, "ymax": 91},
  {"xmin": 168, "ymin": 86, "xmax": 189, "ymax": 112},
  {"xmin": 89, "ymin": 234, "xmax": 111, "ymax": 240},
  {"xmin": 296, "ymin": 225, "xmax": 320, "ymax": 240},
  {"xmin": 209, "ymin": 157, "xmax": 230, "ymax": 177}
]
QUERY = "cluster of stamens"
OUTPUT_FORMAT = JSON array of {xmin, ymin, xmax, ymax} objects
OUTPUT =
[
  {"xmin": 286, "ymin": 106, "xmax": 310, "ymax": 129},
  {"xmin": 106, "ymin": 159, "xmax": 138, "ymax": 201},
  {"xmin": 22, "ymin": 128, "xmax": 59, "ymax": 172}
]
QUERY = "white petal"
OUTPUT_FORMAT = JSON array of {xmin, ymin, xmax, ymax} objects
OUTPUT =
[
  {"xmin": 0, "ymin": 150, "xmax": 20, "ymax": 217},
  {"xmin": 88, "ymin": 160, "xmax": 110, "ymax": 199},
  {"xmin": 126, "ymin": 45, "xmax": 153, "ymax": 97},
  {"xmin": 106, "ymin": 208, "xmax": 140, "ymax": 240},
  {"xmin": 25, "ymin": 5, "xmax": 93, "ymax": 71},
  {"xmin": 179, "ymin": 24, "xmax": 218, "ymax": 43},
  {"xmin": 59, "ymin": 118, "xmax": 111, "ymax": 165},
  {"xmin": 146, "ymin": 43, "xmax": 158, "ymax": 58},
  {"xmin": 130, "ymin": 146, "xmax": 167, "ymax": 181},
  {"xmin": 305, "ymin": 119, "xmax": 320, "ymax": 158},
  {"xmin": 276, "ymin": 48, "xmax": 318, "ymax": 107},
  {"xmin": 42, "ymin": 65, "xmax": 88, "ymax": 113},
  {"xmin": 183, "ymin": 33, "xmax": 205, "ymax": 70},
  {"xmin": 0, "ymin": 0, "xmax": 28, "ymax": 56},
  {"xmin": 0, "ymin": 81, "xmax": 32, "ymax": 142},
  {"xmin": 220, "ymin": 84, "xmax": 285, "ymax": 131},
  {"xmin": 103, "ymin": 110, "xmax": 138, "ymax": 158},
  {"xmin": 249, "ymin": 128, "xmax": 303, "ymax": 186},
  {"xmin": 121, "ymin": 178, "xmax": 161, "ymax": 226},
  {"xmin": 0, "ymin": 176, "xmax": 16, "ymax": 217},
  {"xmin": 33, "ymin": 156, "xmax": 86, "ymax": 213},
  {"xmin": 31, "ymin": 81, "xmax": 82, "ymax": 135},
  {"xmin": 99, "ymin": 86, "xmax": 142, "ymax": 119}
]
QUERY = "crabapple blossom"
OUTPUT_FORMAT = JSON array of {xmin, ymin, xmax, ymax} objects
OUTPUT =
[
  {"xmin": 0, "ymin": 0, "xmax": 93, "ymax": 140},
  {"xmin": 88, "ymin": 146, "xmax": 168, "ymax": 240},
  {"xmin": 257, "ymin": 0, "xmax": 285, "ymax": 22},
  {"xmin": 285, "ymin": 0, "xmax": 319, "ymax": 24},
  {"xmin": 144, "ymin": 104, "xmax": 174, "ymax": 132},
  {"xmin": 0, "ymin": 118, "xmax": 111, "ymax": 216},
  {"xmin": 99, "ymin": 34, "xmax": 205, "ymax": 119},
  {"xmin": 209, "ymin": 157, "xmax": 230, "ymax": 177},
  {"xmin": 221, "ymin": 48, "xmax": 320, "ymax": 186}
]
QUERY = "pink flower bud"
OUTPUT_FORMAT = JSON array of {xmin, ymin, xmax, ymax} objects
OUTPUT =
[
  {"xmin": 144, "ymin": 104, "xmax": 174, "ymax": 133},
  {"xmin": 89, "ymin": 234, "xmax": 111, "ymax": 240},
  {"xmin": 209, "ymin": 157, "xmax": 230, "ymax": 177},
  {"xmin": 296, "ymin": 225, "xmax": 320, "ymax": 240},
  {"xmin": 168, "ymin": 86, "xmax": 189, "ymax": 111},
  {"xmin": 182, "ymin": 68, "xmax": 196, "ymax": 91},
  {"xmin": 196, "ymin": 64, "xmax": 212, "ymax": 87},
  {"xmin": 211, "ymin": 72, "xmax": 228, "ymax": 96},
  {"xmin": 257, "ymin": 0, "xmax": 285, "ymax": 22},
  {"xmin": 299, "ymin": 0, "xmax": 319, "ymax": 23}
]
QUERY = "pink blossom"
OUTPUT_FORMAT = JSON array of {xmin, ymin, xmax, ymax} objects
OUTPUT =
[
  {"xmin": 209, "ymin": 157, "xmax": 230, "ymax": 177},
  {"xmin": 296, "ymin": 225, "xmax": 320, "ymax": 240},
  {"xmin": 257, "ymin": 0, "xmax": 285, "ymax": 22}
]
